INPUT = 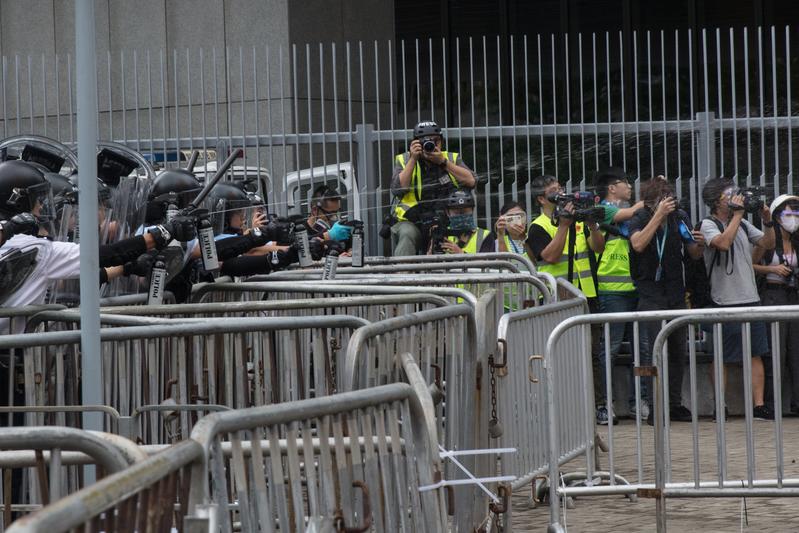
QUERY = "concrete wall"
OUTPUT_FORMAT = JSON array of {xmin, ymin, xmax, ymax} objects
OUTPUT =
[{"xmin": 0, "ymin": 0, "xmax": 395, "ymax": 190}]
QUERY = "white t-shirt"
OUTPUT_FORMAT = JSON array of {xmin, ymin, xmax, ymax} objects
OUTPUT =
[
  {"xmin": 0, "ymin": 234, "xmax": 81, "ymax": 333},
  {"xmin": 699, "ymin": 217, "xmax": 764, "ymax": 305}
]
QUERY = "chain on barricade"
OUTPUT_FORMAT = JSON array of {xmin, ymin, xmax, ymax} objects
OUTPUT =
[
  {"xmin": 487, "ymin": 352, "xmax": 505, "ymax": 439},
  {"xmin": 477, "ymin": 483, "xmax": 512, "ymax": 533}
]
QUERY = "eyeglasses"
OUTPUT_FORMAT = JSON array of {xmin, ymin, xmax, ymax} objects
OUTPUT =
[{"xmin": 609, "ymin": 179, "xmax": 630, "ymax": 186}]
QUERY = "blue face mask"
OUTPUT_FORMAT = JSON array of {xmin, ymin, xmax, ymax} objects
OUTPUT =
[{"xmin": 449, "ymin": 213, "xmax": 475, "ymax": 233}]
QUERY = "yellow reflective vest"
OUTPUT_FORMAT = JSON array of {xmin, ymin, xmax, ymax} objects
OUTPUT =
[
  {"xmin": 447, "ymin": 228, "xmax": 491, "ymax": 254},
  {"xmin": 596, "ymin": 233, "xmax": 635, "ymax": 293},
  {"xmin": 393, "ymin": 152, "xmax": 460, "ymax": 221},
  {"xmin": 530, "ymin": 213, "xmax": 597, "ymax": 298}
]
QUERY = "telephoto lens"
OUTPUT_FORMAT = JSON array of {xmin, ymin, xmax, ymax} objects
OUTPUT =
[{"xmin": 422, "ymin": 138, "xmax": 436, "ymax": 152}]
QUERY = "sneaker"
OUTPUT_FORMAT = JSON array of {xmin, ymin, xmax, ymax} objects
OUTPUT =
[
  {"xmin": 670, "ymin": 405, "xmax": 693, "ymax": 422},
  {"xmin": 712, "ymin": 407, "xmax": 729, "ymax": 422},
  {"xmin": 753, "ymin": 404, "xmax": 775, "ymax": 421},
  {"xmin": 629, "ymin": 400, "xmax": 650, "ymax": 420},
  {"xmin": 596, "ymin": 405, "xmax": 618, "ymax": 426}
]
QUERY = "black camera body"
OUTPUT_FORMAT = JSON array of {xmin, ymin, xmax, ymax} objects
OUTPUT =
[
  {"xmin": 420, "ymin": 136, "xmax": 437, "ymax": 152},
  {"xmin": 263, "ymin": 215, "xmax": 295, "ymax": 245},
  {"xmin": 424, "ymin": 212, "xmax": 451, "ymax": 254},
  {"xmin": 730, "ymin": 186, "xmax": 765, "ymax": 214},
  {"xmin": 548, "ymin": 191, "xmax": 604, "ymax": 223}
]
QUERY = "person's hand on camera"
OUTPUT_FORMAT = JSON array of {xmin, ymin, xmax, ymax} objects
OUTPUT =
[
  {"xmin": 422, "ymin": 145, "xmax": 446, "ymax": 166},
  {"xmin": 409, "ymin": 139, "xmax": 423, "ymax": 161},
  {"xmin": 729, "ymin": 193, "xmax": 745, "ymax": 213},
  {"xmin": 248, "ymin": 211, "xmax": 268, "ymax": 233},
  {"xmin": 654, "ymin": 196, "xmax": 676, "ymax": 221},
  {"xmin": 440, "ymin": 240, "xmax": 463, "ymax": 254},
  {"xmin": 771, "ymin": 264, "xmax": 793, "ymax": 278},
  {"xmin": 557, "ymin": 202, "xmax": 576, "ymax": 226},
  {"xmin": 495, "ymin": 216, "xmax": 507, "ymax": 236},
  {"xmin": 761, "ymin": 204, "xmax": 772, "ymax": 223}
]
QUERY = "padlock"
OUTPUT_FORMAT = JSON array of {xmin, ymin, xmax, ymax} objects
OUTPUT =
[{"xmin": 488, "ymin": 417, "xmax": 503, "ymax": 438}]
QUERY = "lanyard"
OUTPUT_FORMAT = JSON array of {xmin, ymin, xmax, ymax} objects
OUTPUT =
[
  {"xmin": 508, "ymin": 236, "xmax": 524, "ymax": 255},
  {"xmin": 655, "ymin": 223, "xmax": 668, "ymax": 267}
]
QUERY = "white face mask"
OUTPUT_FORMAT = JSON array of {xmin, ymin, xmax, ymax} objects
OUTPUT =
[{"xmin": 780, "ymin": 214, "xmax": 799, "ymax": 233}]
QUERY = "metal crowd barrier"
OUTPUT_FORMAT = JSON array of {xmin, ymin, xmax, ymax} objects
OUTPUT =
[
  {"xmin": 0, "ymin": 316, "xmax": 367, "ymax": 444},
  {"xmin": 6, "ymin": 439, "xmax": 202, "ymax": 533},
  {"xmin": 495, "ymin": 281, "xmax": 590, "ymax": 494},
  {"xmin": 187, "ymin": 381, "xmax": 446, "ymax": 533},
  {"xmin": 298, "ymin": 252, "xmax": 539, "ymax": 276},
  {"xmin": 0, "ymin": 427, "xmax": 145, "ymax": 528},
  {"xmin": 342, "ymin": 302, "xmax": 485, "ymax": 532},
  {"xmin": 646, "ymin": 306, "xmax": 799, "ymax": 533},
  {"xmin": 542, "ymin": 304, "xmax": 799, "ymax": 532}
]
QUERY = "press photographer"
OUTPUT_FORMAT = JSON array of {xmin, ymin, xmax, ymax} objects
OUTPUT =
[
  {"xmin": 527, "ymin": 175, "xmax": 605, "ymax": 296},
  {"xmin": 426, "ymin": 190, "xmax": 493, "ymax": 255},
  {"xmin": 390, "ymin": 121, "xmax": 477, "ymax": 256}
]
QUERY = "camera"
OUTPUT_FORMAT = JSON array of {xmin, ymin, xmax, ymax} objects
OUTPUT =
[
  {"xmin": 421, "ymin": 136, "xmax": 437, "ymax": 152},
  {"xmin": 262, "ymin": 214, "xmax": 295, "ymax": 245},
  {"xmin": 425, "ymin": 212, "xmax": 450, "ymax": 254},
  {"xmin": 548, "ymin": 191, "xmax": 604, "ymax": 223},
  {"xmin": 379, "ymin": 212, "xmax": 396, "ymax": 240},
  {"xmin": 729, "ymin": 186, "xmax": 765, "ymax": 214}
]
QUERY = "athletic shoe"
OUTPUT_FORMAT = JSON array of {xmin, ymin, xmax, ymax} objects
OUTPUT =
[
  {"xmin": 596, "ymin": 405, "xmax": 618, "ymax": 426},
  {"xmin": 670, "ymin": 405, "xmax": 693, "ymax": 422}
]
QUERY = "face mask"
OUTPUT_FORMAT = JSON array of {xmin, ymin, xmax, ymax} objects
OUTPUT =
[
  {"xmin": 449, "ymin": 214, "xmax": 475, "ymax": 233},
  {"xmin": 781, "ymin": 215, "xmax": 799, "ymax": 233}
]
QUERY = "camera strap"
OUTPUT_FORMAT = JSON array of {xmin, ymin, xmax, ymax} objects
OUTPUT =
[{"xmin": 567, "ymin": 225, "xmax": 576, "ymax": 283}]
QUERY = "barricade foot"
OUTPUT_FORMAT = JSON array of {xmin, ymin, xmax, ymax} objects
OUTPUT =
[{"xmin": 534, "ymin": 471, "xmax": 636, "ymax": 505}]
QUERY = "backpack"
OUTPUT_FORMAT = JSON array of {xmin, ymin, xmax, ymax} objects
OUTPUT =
[{"xmin": 685, "ymin": 217, "xmax": 750, "ymax": 308}]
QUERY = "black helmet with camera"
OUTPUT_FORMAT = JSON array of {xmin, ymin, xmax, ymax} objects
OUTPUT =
[{"xmin": 413, "ymin": 121, "xmax": 444, "ymax": 153}]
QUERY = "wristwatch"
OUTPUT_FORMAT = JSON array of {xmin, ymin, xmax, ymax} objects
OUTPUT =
[
  {"xmin": 763, "ymin": 220, "xmax": 774, "ymax": 228},
  {"xmin": 438, "ymin": 160, "xmax": 448, "ymax": 170}
]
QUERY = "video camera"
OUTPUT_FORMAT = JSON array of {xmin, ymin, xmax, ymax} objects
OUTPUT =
[
  {"xmin": 547, "ymin": 191, "xmax": 604, "ymax": 223},
  {"xmin": 427, "ymin": 212, "xmax": 456, "ymax": 255},
  {"xmin": 729, "ymin": 186, "xmax": 765, "ymax": 214}
]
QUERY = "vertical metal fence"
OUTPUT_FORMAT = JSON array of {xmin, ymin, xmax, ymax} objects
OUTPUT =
[{"xmin": 0, "ymin": 27, "xmax": 796, "ymax": 251}]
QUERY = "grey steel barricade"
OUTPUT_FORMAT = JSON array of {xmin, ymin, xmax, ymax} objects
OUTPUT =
[
  {"xmin": 97, "ymin": 294, "xmax": 449, "ymax": 324},
  {"xmin": 6, "ymin": 439, "xmax": 203, "ymax": 533},
  {"xmin": 301, "ymin": 253, "xmax": 539, "ymax": 276},
  {"xmin": 342, "ymin": 302, "xmax": 484, "ymax": 532},
  {"xmin": 0, "ymin": 427, "xmax": 145, "ymax": 529},
  {"xmin": 187, "ymin": 382, "xmax": 447, "ymax": 533},
  {"xmin": 542, "ymin": 304, "xmax": 799, "ymax": 532},
  {"xmin": 644, "ymin": 306, "xmax": 799, "ymax": 533},
  {"xmin": 0, "ymin": 316, "xmax": 367, "ymax": 445},
  {"xmin": 191, "ymin": 280, "xmax": 480, "ymax": 307},
  {"xmin": 495, "ymin": 283, "xmax": 590, "ymax": 494}
]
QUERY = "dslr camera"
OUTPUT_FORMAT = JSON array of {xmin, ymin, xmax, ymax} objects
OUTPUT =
[
  {"xmin": 729, "ymin": 186, "xmax": 765, "ymax": 214},
  {"xmin": 420, "ymin": 136, "xmax": 438, "ymax": 152},
  {"xmin": 547, "ymin": 191, "xmax": 604, "ymax": 223},
  {"xmin": 425, "ymin": 212, "xmax": 451, "ymax": 255}
]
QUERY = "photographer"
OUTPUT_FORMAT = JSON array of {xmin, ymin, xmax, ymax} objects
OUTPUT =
[
  {"xmin": 700, "ymin": 177, "xmax": 776, "ymax": 420},
  {"xmin": 495, "ymin": 202, "xmax": 533, "ymax": 260},
  {"xmin": 754, "ymin": 194, "xmax": 799, "ymax": 413},
  {"xmin": 595, "ymin": 167, "xmax": 645, "ymax": 422},
  {"xmin": 428, "ymin": 190, "xmax": 493, "ymax": 255},
  {"xmin": 390, "ymin": 121, "xmax": 477, "ymax": 256},
  {"xmin": 629, "ymin": 176, "xmax": 705, "ymax": 425},
  {"xmin": 526, "ymin": 175, "xmax": 605, "ymax": 292}
]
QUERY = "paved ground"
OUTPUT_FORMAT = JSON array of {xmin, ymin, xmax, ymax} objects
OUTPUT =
[{"xmin": 511, "ymin": 417, "xmax": 799, "ymax": 532}]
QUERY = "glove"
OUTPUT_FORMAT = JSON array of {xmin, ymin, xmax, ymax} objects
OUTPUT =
[
  {"xmin": 327, "ymin": 221, "xmax": 353, "ymax": 242},
  {"xmin": 1, "ymin": 213, "xmax": 39, "ymax": 239},
  {"xmin": 162, "ymin": 213, "xmax": 198, "ymax": 242},
  {"xmin": 123, "ymin": 251, "xmax": 157, "ymax": 277},
  {"xmin": 272, "ymin": 246, "xmax": 299, "ymax": 270},
  {"xmin": 309, "ymin": 237, "xmax": 324, "ymax": 260},
  {"xmin": 262, "ymin": 219, "xmax": 294, "ymax": 245}
]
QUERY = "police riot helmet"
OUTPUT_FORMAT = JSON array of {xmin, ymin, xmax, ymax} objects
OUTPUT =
[
  {"xmin": 445, "ymin": 189, "xmax": 475, "ymax": 209},
  {"xmin": 0, "ymin": 160, "xmax": 54, "ymax": 220},
  {"xmin": 144, "ymin": 169, "xmax": 202, "ymax": 223},
  {"xmin": 208, "ymin": 182, "xmax": 251, "ymax": 232}
]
